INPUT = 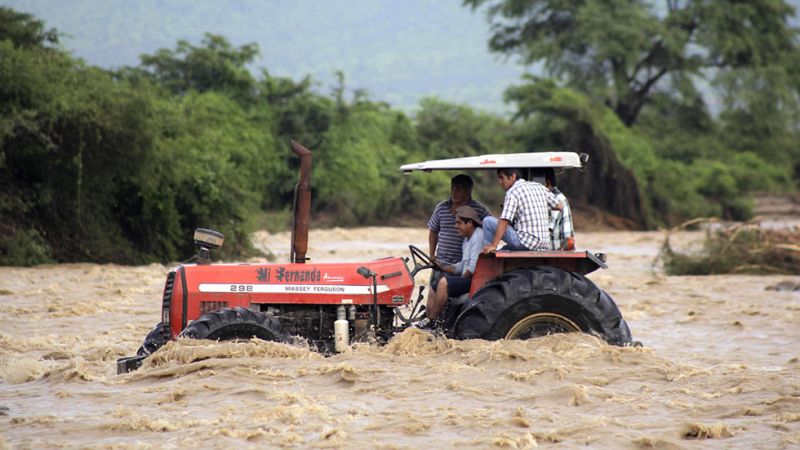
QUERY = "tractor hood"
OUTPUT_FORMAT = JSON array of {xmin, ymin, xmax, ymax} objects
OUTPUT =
[{"xmin": 163, "ymin": 258, "xmax": 414, "ymax": 339}]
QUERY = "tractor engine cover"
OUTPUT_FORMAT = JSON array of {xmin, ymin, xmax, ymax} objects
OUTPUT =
[{"xmin": 164, "ymin": 257, "xmax": 414, "ymax": 339}]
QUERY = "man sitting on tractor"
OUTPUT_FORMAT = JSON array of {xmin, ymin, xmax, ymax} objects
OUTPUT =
[
  {"xmin": 428, "ymin": 174, "xmax": 491, "ymax": 268},
  {"xmin": 543, "ymin": 168, "xmax": 575, "ymax": 251},
  {"xmin": 421, "ymin": 206, "xmax": 484, "ymax": 327},
  {"xmin": 482, "ymin": 168, "xmax": 561, "ymax": 252}
]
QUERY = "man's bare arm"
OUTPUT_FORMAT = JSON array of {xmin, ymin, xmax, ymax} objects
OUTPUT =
[{"xmin": 428, "ymin": 229, "xmax": 438, "ymax": 257}]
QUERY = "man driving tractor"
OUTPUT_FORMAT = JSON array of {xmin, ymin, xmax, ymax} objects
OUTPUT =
[{"xmin": 421, "ymin": 205, "xmax": 484, "ymax": 328}]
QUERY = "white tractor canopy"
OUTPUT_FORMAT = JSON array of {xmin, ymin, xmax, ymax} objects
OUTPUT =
[{"xmin": 400, "ymin": 152, "xmax": 585, "ymax": 173}]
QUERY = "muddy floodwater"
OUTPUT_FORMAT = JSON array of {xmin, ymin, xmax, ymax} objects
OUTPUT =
[{"xmin": 1, "ymin": 228, "xmax": 799, "ymax": 449}]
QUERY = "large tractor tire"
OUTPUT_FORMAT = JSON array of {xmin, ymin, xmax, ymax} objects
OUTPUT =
[
  {"xmin": 454, "ymin": 267, "xmax": 632, "ymax": 346},
  {"xmin": 136, "ymin": 322, "xmax": 168, "ymax": 356},
  {"xmin": 180, "ymin": 306, "xmax": 291, "ymax": 343}
]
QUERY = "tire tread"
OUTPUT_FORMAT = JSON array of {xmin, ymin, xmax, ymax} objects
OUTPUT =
[
  {"xmin": 180, "ymin": 306, "xmax": 291, "ymax": 343},
  {"xmin": 454, "ymin": 266, "xmax": 632, "ymax": 346}
]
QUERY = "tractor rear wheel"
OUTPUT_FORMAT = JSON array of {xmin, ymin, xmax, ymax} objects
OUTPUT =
[
  {"xmin": 180, "ymin": 306, "xmax": 291, "ymax": 343},
  {"xmin": 136, "ymin": 322, "xmax": 167, "ymax": 356},
  {"xmin": 454, "ymin": 267, "xmax": 632, "ymax": 346}
]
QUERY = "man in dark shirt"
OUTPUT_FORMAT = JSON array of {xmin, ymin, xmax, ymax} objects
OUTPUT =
[{"xmin": 428, "ymin": 174, "xmax": 491, "ymax": 266}]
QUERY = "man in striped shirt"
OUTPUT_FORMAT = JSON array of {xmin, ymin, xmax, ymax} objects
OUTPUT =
[
  {"xmin": 428, "ymin": 174, "xmax": 491, "ymax": 267},
  {"xmin": 483, "ymin": 168, "xmax": 561, "ymax": 252}
]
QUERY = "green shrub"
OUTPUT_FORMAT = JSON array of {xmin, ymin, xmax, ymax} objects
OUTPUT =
[
  {"xmin": 315, "ymin": 107, "xmax": 410, "ymax": 225},
  {"xmin": 0, "ymin": 228, "xmax": 53, "ymax": 266},
  {"xmin": 649, "ymin": 160, "xmax": 715, "ymax": 222}
]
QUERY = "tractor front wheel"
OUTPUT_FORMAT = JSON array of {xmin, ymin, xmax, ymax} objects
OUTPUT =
[
  {"xmin": 180, "ymin": 306, "xmax": 291, "ymax": 343},
  {"xmin": 136, "ymin": 322, "xmax": 167, "ymax": 356},
  {"xmin": 454, "ymin": 267, "xmax": 632, "ymax": 346}
]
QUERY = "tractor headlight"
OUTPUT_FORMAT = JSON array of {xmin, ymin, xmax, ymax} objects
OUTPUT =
[{"xmin": 194, "ymin": 228, "xmax": 224, "ymax": 250}]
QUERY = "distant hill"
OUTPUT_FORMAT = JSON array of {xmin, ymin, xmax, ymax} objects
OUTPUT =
[{"xmin": 2, "ymin": 0, "xmax": 528, "ymax": 114}]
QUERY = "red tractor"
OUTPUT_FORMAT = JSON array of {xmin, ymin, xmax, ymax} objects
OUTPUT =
[{"xmin": 117, "ymin": 142, "xmax": 633, "ymax": 374}]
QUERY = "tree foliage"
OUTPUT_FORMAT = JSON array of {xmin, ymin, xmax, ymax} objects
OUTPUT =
[
  {"xmin": 505, "ymin": 77, "xmax": 651, "ymax": 226},
  {"xmin": 467, "ymin": 0, "xmax": 799, "ymax": 223},
  {"xmin": 415, "ymin": 97, "xmax": 518, "ymax": 158},
  {"xmin": 1, "ymin": 6, "xmax": 798, "ymax": 266},
  {"xmin": 504, "ymin": 75, "xmax": 794, "ymax": 224},
  {"xmin": 465, "ymin": 0, "xmax": 799, "ymax": 126},
  {"xmin": 0, "ymin": 29, "xmax": 281, "ymax": 264},
  {"xmin": 0, "ymin": 7, "xmax": 59, "ymax": 49},
  {"xmin": 1, "ymin": 40, "xmax": 158, "ymax": 262},
  {"xmin": 134, "ymin": 33, "xmax": 259, "ymax": 105}
]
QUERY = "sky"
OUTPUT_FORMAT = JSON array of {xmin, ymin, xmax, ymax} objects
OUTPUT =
[{"xmin": 3, "ymin": 0, "xmax": 530, "ymax": 115}]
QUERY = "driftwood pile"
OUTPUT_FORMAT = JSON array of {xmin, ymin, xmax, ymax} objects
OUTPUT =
[{"xmin": 658, "ymin": 218, "xmax": 800, "ymax": 275}]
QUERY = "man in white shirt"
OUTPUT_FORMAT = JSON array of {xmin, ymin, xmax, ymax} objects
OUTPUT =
[{"xmin": 483, "ymin": 168, "xmax": 561, "ymax": 252}]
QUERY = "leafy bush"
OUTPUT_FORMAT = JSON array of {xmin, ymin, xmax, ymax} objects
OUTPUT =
[
  {"xmin": 596, "ymin": 108, "xmax": 658, "ymax": 188},
  {"xmin": 315, "ymin": 106, "xmax": 411, "ymax": 224},
  {"xmin": 648, "ymin": 160, "xmax": 712, "ymax": 223},
  {"xmin": 0, "ymin": 228, "xmax": 53, "ymax": 266},
  {"xmin": 0, "ymin": 39, "xmax": 282, "ymax": 263},
  {"xmin": 126, "ymin": 91, "xmax": 283, "ymax": 261},
  {"xmin": 415, "ymin": 97, "xmax": 518, "ymax": 159},
  {"xmin": 649, "ymin": 153, "xmax": 791, "ymax": 223}
]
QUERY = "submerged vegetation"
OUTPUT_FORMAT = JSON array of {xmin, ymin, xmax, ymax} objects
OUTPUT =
[{"xmin": 1, "ymin": 3, "xmax": 799, "ymax": 266}]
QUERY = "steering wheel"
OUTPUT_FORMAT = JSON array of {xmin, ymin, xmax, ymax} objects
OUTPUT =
[{"xmin": 408, "ymin": 245, "xmax": 444, "ymax": 276}]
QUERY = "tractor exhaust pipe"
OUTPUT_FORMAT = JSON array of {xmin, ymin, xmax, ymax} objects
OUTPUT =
[{"xmin": 290, "ymin": 141, "xmax": 312, "ymax": 263}]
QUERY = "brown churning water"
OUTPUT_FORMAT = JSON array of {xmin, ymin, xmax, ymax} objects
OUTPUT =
[{"xmin": 1, "ymin": 228, "xmax": 799, "ymax": 448}]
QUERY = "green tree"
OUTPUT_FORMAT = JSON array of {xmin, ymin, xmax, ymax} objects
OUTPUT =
[
  {"xmin": 314, "ymin": 100, "xmax": 411, "ymax": 224},
  {"xmin": 0, "ymin": 7, "xmax": 59, "ymax": 49},
  {"xmin": 504, "ymin": 77, "xmax": 651, "ymax": 226},
  {"xmin": 415, "ymin": 97, "xmax": 518, "ymax": 159},
  {"xmin": 633, "ymin": 91, "xmax": 722, "ymax": 162},
  {"xmin": 465, "ymin": 0, "xmax": 798, "ymax": 127},
  {"xmin": 258, "ymin": 70, "xmax": 335, "ymax": 152},
  {"xmin": 715, "ymin": 65, "xmax": 800, "ymax": 181},
  {"xmin": 131, "ymin": 91, "xmax": 282, "ymax": 260},
  {"xmin": 0, "ymin": 38, "xmax": 162, "ymax": 263},
  {"xmin": 133, "ymin": 33, "xmax": 259, "ymax": 105},
  {"xmin": 1, "ymin": 8, "xmax": 286, "ymax": 264}
]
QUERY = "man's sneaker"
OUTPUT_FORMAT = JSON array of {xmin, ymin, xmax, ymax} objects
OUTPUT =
[
  {"xmin": 414, "ymin": 317, "xmax": 444, "ymax": 333},
  {"xmin": 414, "ymin": 317, "xmax": 431, "ymax": 329}
]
